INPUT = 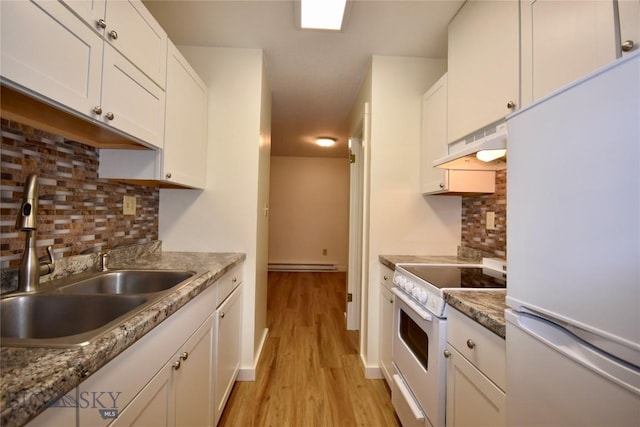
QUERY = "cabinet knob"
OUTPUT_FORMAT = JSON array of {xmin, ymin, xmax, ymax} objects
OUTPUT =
[
  {"xmin": 109, "ymin": 30, "xmax": 118, "ymax": 40},
  {"xmin": 232, "ymin": 277, "xmax": 237, "ymax": 284},
  {"xmin": 439, "ymin": 183, "xmax": 445, "ymax": 189},
  {"xmin": 466, "ymin": 339, "xmax": 476, "ymax": 349},
  {"xmin": 105, "ymin": 112, "xmax": 115, "ymax": 121},
  {"xmin": 443, "ymin": 350, "xmax": 451, "ymax": 358},
  {"xmin": 383, "ymin": 275, "xmax": 388, "ymax": 281},
  {"xmin": 172, "ymin": 360, "xmax": 181, "ymax": 370},
  {"xmin": 165, "ymin": 173, "xmax": 172, "ymax": 179},
  {"xmin": 389, "ymin": 298, "xmax": 393, "ymax": 304},
  {"xmin": 97, "ymin": 19, "xmax": 107, "ymax": 29},
  {"xmin": 220, "ymin": 312, "xmax": 225, "ymax": 319},
  {"xmin": 93, "ymin": 106, "xmax": 103, "ymax": 115},
  {"xmin": 622, "ymin": 40, "xmax": 635, "ymax": 52},
  {"xmin": 180, "ymin": 351, "xmax": 189, "ymax": 361},
  {"xmin": 506, "ymin": 101, "xmax": 516, "ymax": 109}
]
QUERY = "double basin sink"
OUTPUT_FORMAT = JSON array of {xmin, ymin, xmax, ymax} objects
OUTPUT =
[{"xmin": 1, "ymin": 269, "xmax": 199, "ymax": 347}]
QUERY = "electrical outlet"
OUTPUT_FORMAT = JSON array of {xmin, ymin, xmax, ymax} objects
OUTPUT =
[
  {"xmin": 322, "ymin": 248, "xmax": 328, "ymax": 256},
  {"xmin": 123, "ymin": 195, "xmax": 136, "ymax": 215},
  {"xmin": 486, "ymin": 211, "xmax": 496, "ymax": 230}
]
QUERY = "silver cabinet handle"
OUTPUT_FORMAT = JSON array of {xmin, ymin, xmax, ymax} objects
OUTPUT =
[
  {"xmin": 622, "ymin": 40, "xmax": 635, "ymax": 52},
  {"xmin": 180, "ymin": 351, "xmax": 188, "ymax": 361},
  {"xmin": 165, "ymin": 173, "xmax": 172, "ymax": 179},
  {"xmin": 444, "ymin": 350, "xmax": 451, "ymax": 358},
  {"xmin": 232, "ymin": 277, "xmax": 238, "ymax": 284},
  {"xmin": 172, "ymin": 360, "xmax": 181, "ymax": 370},
  {"xmin": 220, "ymin": 312, "xmax": 225, "ymax": 319},
  {"xmin": 439, "ymin": 183, "xmax": 445, "ymax": 188},
  {"xmin": 383, "ymin": 275, "xmax": 388, "ymax": 281},
  {"xmin": 466, "ymin": 339, "xmax": 476, "ymax": 349},
  {"xmin": 105, "ymin": 112, "xmax": 115, "ymax": 120},
  {"xmin": 93, "ymin": 106, "xmax": 102, "ymax": 115},
  {"xmin": 97, "ymin": 19, "xmax": 107, "ymax": 29},
  {"xmin": 507, "ymin": 101, "xmax": 516, "ymax": 109},
  {"xmin": 109, "ymin": 30, "xmax": 118, "ymax": 40}
]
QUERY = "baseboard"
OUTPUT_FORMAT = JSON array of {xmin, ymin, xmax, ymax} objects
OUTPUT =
[
  {"xmin": 237, "ymin": 327, "xmax": 269, "ymax": 381},
  {"xmin": 360, "ymin": 352, "xmax": 384, "ymax": 380}
]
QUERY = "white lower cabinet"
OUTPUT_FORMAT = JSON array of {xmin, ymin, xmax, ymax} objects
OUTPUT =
[
  {"xmin": 112, "ymin": 314, "xmax": 214, "ymax": 427},
  {"xmin": 445, "ymin": 308, "xmax": 506, "ymax": 427},
  {"xmin": 214, "ymin": 284, "xmax": 243, "ymax": 425},
  {"xmin": 66, "ymin": 264, "xmax": 244, "ymax": 427}
]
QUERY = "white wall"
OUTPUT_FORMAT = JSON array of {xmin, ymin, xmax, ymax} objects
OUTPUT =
[
  {"xmin": 350, "ymin": 56, "xmax": 462, "ymax": 376},
  {"xmin": 268, "ymin": 156, "xmax": 350, "ymax": 270},
  {"xmin": 158, "ymin": 46, "xmax": 270, "ymax": 378}
]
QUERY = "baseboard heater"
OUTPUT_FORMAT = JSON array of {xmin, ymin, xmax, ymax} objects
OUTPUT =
[{"xmin": 268, "ymin": 263, "xmax": 337, "ymax": 272}]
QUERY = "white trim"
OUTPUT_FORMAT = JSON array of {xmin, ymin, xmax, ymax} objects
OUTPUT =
[
  {"xmin": 360, "ymin": 351, "xmax": 384, "ymax": 380},
  {"xmin": 237, "ymin": 327, "xmax": 269, "ymax": 381}
]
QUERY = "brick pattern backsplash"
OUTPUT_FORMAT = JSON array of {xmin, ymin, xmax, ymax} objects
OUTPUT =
[
  {"xmin": 0, "ymin": 119, "xmax": 159, "ymax": 269},
  {"xmin": 461, "ymin": 169, "xmax": 507, "ymax": 259}
]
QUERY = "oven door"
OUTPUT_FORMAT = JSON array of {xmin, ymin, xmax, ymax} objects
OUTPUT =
[{"xmin": 392, "ymin": 289, "xmax": 447, "ymax": 427}]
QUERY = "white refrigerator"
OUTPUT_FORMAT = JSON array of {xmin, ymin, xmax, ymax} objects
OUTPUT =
[{"xmin": 505, "ymin": 51, "xmax": 640, "ymax": 426}]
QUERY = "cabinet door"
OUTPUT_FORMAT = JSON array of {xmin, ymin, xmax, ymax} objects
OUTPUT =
[
  {"xmin": 447, "ymin": 0, "xmax": 519, "ymax": 143},
  {"xmin": 618, "ymin": 0, "xmax": 640, "ymax": 57},
  {"xmin": 0, "ymin": 0, "xmax": 103, "ymax": 118},
  {"xmin": 163, "ymin": 42, "xmax": 208, "ymax": 188},
  {"xmin": 109, "ymin": 362, "xmax": 173, "ymax": 427},
  {"xmin": 101, "ymin": 44, "xmax": 165, "ymax": 148},
  {"xmin": 104, "ymin": 0, "xmax": 167, "ymax": 88},
  {"xmin": 421, "ymin": 73, "xmax": 449, "ymax": 194},
  {"xmin": 379, "ymin": 285, "xmax": 395, "ymax": 387},
  {"xmin": 445, "ymin": 345, "xmax": 506, "ymax": 427},
  {"xmin": 174, "ymin": 314, "xmax": 215, "ymax": 427},
  {"xmin": 214, "ymin": 284, "xmax": 243, "ymax": 424},
  {"xmin": 60, "ymin": 0, "xmax": 107, "ymax": 35},
  {"xmin": 521, "ymin": 0, "xmax": 617, "ymax": 105}
]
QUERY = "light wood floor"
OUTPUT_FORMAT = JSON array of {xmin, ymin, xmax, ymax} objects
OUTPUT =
[{"xmin": 218, "ymin": 271, "xmax": 400, "ymax": 426}]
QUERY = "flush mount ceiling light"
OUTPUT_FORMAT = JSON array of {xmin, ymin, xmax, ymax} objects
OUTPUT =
[
  {"xmin": 299, "ymin": 0, "xmax": 348, "ymax": 31},
  {"xmin": 316, "ymin": 137, "xmax": 336, "ymax": 147}
]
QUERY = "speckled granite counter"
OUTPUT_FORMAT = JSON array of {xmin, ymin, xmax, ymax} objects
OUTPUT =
[
  {"xmin": 444, "ymin": 290, "xmax": 507, "ymax": 338},
  {"xmin": 378, "ymin": 254, "xmax": 507, "ymax": 339},
  {"xmin": 0, "ymin": 247, "xmax": 245, "ymax": 427}
]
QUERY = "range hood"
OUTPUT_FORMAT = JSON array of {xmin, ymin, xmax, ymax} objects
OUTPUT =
[{"xmin": 433, "ymin": 122, "xmax": 507, "ymax": 170}]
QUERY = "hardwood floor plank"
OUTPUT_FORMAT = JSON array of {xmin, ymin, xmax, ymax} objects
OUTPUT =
[{"xmin": 218, "ymin": 272, "xmax": 399, "ymax": 426}]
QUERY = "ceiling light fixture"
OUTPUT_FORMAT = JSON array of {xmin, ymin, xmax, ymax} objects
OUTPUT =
[
  {"xmin": 300, "ymin": 0, "xmax": 347, "ymax": 31},
  {"xmin": 316, "ymin": 137, "xmax": 336, "ymax": 147}
]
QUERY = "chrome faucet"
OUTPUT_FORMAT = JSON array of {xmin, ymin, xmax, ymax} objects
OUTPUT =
[{"xmin": 15, "ymin": 174, "xmax": 55, "ymax": 292}]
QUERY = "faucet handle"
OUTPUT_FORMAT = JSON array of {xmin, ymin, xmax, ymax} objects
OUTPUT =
[{"xmin": 40, "ymin": 246, "xmax": 56, "ymax": 276}]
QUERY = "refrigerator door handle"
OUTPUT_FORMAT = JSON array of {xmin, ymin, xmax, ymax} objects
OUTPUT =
[{"xmin": 506, "ymin": 310, "xmax": 640, "ymax": 395}]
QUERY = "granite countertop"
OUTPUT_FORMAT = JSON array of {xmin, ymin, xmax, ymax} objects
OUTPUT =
[
  {"xmin": 379, "ymin": 254, "xmax": 507, "ymax": 339},
  {"xmin": 0, "ymin": 248, "xmax": 245, "ymax": 427},
  {"xmin": 444, "ymin": 290, "xmax": 507, "ymax": 339}
]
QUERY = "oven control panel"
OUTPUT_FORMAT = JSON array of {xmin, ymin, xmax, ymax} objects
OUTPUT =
[{"xmin": 392, "ymin": 269, "xmax": 445, "ymax": 317}]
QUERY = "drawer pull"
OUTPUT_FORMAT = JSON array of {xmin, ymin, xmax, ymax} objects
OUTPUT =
[
  {"xmin": 173, "ymin": 360, "xmax": 181, "ymax": 370},
  {"xmin": 109, "ymin": 30, "xmax": 118, "ymax": 40},
  {"xmin": 443, "ymin": 349, "xmax": 451, "ymax": 358},
  {"xmin": 383, "ymin": 275, "xmax": 388, "ymax": 281},
  {"xmin": 97, "ymin": 18, "xmax": 107, "ymax": 29},
  {"xmin": 466, "ymin": 339, "xmax": 476, "ymax": 349},
  {"xmin": 180, "ymin": 351, "xmax": 189, "ymax": 361},
  {"xmin": 220, "ymin": 312, "xmax": 225, "ymax": 319},
  {"xmin": 232, "ymin": 277, "xmax": 237, "ymax": 284}
]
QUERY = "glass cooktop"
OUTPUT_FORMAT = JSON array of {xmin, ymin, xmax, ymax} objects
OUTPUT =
[{"xmin": 400, "ymin": 265, "xmax": 506, "ymax": 289}]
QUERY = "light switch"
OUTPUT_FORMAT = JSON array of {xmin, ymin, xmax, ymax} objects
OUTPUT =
[
  {"xmin": 486, "ymin": 211, "xmax": 496, "ymax": 230},
  {"xmin": 123, "ymin": 195, "xmax": 136, "ymax": 215}
]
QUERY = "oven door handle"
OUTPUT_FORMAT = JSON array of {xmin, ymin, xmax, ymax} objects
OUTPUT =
[
  {"xmin": 392, "ymin": 288, "xmax": 433, "ymax": 321},
  {"xmin": 392, "ymin": 374, "xmax": 426, "ymax": 422}
]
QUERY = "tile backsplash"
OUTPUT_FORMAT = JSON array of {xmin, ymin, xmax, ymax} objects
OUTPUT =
[
  {"xmin": 460, "ymin": 169, "xmax": 507, "ymax": 259},
  {"xmin": 0, "ymin": 119, "xmax": 159, "ymax": 269}
]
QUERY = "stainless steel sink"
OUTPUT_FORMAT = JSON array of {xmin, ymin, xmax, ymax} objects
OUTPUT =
[
  {"xmin": 1, "ymin": 294, "xmax": 151, "ymax": 347},
  {"xmin": 0, "ymin": 269, "xmax": 200, "ymax": 347},
  {"xmin": 56, "ymin": 269, "xmax": 195, "ymax": 295}
]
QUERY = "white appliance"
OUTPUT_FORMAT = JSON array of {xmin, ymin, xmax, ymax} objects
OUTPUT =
[
  {"xmin": 391, "ymin": 260, "xmax": 507, "ymax": 427},
  {"xmin": 505, "ymin": 50, "xmax": 640, "ymax": 426}
]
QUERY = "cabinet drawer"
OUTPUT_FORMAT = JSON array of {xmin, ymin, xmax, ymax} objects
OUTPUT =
[
  {"xmin": 217, "ymin": 264, "xmax": 243, "ymax": 307},
  {"xmin": 447, "ymin": 308, "xmax": 506, "ymax": 390},
  {"xmin": 380, "ymin": 264, "xmax": 394, "ymax": 291}
]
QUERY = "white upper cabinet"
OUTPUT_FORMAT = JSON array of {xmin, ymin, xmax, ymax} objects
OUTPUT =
[
  {"xmin": 162, "ymin": 41, "xmax": 208, "ymax": 188},
  {"xmin": 421, "ymin": 73, "xmax": 496, "ymax": 195},
  {"xmin": 99, "ymin": 42, "xmax": 207, "ymax": 188},
  {"xmin": 520, "ymin": 0, "xmax": 618, "ymax": 105},
  {"xmin": 447, "ymin": 0, "xmax": 519, "ymax": 143},
  {"xmin": 103, "ymin": 0, "xmax": 167, "ymax": 88},
  {"xmin": 0, "ymin": 0, "xmax": 104, "ymax": 119},
  {"xmin": 60, "ymin": 0, "xmax": 107, "ymax": 35}
]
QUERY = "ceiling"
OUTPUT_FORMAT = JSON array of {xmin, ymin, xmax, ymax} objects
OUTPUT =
[{"xmin": 142, "ymin": 0, "xmax": 464, "ymax": 158}]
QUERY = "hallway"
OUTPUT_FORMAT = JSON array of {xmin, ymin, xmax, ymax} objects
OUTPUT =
[{"xmin": 218, "ymin": 272, "xmax": 399, "ymax": 426}]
